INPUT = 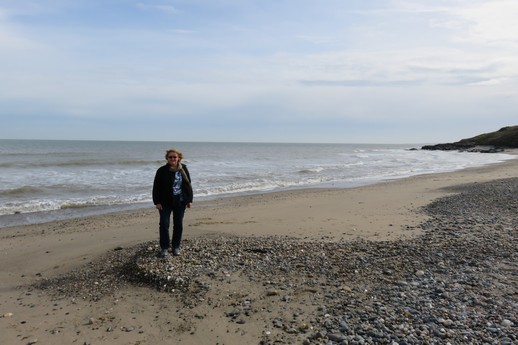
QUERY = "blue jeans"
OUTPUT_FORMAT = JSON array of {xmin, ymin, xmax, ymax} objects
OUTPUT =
[{"xmin": 159, "ymin": 196, "xmax": 186, "ymax": 250}]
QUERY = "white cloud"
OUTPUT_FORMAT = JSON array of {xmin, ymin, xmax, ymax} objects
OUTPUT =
[
  {"xmin": 135, "ymin": 3, "xmax": 180, "ymax": 15},
  {"xmin": 390, "ymin": 1, "xmax": 518, "ymax": 48},
  {"xmin": 451, "ymin": 0, "xmax": 518, "ymax": 46}
]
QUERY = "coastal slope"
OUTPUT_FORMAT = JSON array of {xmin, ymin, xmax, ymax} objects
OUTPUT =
[{"xmin": 422, "ymin": 125, "xmax": 518, "ymax": 152}]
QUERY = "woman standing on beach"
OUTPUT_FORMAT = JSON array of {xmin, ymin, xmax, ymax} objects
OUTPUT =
[{"xmin": 153, "ymin": 149, "xmax": 193, "ymax": 258}]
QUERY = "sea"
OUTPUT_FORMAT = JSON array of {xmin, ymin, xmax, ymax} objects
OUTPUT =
[{"xmin": 0, "ymin": 139, "xmax": 515, "ymax": 228}]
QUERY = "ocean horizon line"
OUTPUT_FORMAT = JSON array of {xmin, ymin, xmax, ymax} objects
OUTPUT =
[{"xmin": 0, "ymin": 138, "xmax": 430, "ymax": 146}]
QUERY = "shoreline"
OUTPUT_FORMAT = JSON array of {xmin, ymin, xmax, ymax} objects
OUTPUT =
[
  {"xmin": 2, "ymin": 151, "xmax": 517, "ymax": 229},
  {"xmin": 1, "ymin": 157, "xmax": 517, "ymax": 344}
]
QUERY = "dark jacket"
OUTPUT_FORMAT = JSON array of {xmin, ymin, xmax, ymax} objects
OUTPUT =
[{"xmin": 152, "ymin": 163, "xmax": 193, "ymax": 206}]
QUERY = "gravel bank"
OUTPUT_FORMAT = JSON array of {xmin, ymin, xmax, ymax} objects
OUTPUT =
[{"xmin": 37, "ymin": 178, "xmax": 517, "ymax": 344}]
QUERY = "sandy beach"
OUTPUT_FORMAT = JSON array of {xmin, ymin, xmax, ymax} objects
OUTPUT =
[{"xmin": 1, "ymin": 156, "xmax": 517, "ymax": 345}]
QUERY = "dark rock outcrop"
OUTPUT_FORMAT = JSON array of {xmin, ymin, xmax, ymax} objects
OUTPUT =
[{"xmin": 422, "ymin": 126, "xmax": 518, "ymax": 152}]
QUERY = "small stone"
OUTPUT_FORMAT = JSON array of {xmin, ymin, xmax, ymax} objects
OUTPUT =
[
  {"xmin": 328, "ymin": 333, "xmax": 346, "ymax": 342},
  {"xmin": 299, "ymin": 323, "xmax": 310, "ymax": 331},
  {"xmin": 266, "ymin": 289, "xmax": 278, "ymax": 296},
  {"xmin": 340, "ymin": 285, "xmax": 352, "ymax": 292},
  {"xmin": 273, "ymin": 320, "xmax": 283, "ymax": 328},
  {"xmin": 439, "ymin": 318, "xmax": 453, "ymax": 327},
  {"xmin": 226, "ymin": 309, "xmax": 241, "ymax": 318},
  {"xmin": 500, "ymin": 337, "xmax": 513, "ymax": 345}
]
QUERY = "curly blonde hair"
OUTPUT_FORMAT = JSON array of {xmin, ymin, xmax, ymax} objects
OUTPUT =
[{"xmin": 164, "ymin": 149, "xmax": 183, "ymax": 161}]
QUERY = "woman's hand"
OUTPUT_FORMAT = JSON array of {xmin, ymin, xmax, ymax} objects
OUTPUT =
[
  {"xmin": 155, "ymin": 204, "xmax": 163, "ymax": 210},
  {"xmin": 187, "ymin": 202, "xmax": 192, "ymax": 208}
]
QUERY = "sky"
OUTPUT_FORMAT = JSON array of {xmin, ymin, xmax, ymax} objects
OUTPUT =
[{"xmin": 0, "ymin": 0, "xmax": 517, "ymax": 144}]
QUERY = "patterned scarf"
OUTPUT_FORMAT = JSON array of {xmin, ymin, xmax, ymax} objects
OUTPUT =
[{"xmin": 169, "ymin": 163, "xmax": 191, "ymax": 184}]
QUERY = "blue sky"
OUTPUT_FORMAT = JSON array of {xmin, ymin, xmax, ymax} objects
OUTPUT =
[{"xmin": 1, "ymin": 0, "xmax": 517, "ymax": 143}]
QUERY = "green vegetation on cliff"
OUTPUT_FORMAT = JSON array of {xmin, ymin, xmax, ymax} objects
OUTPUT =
[
  {"xmin": 422, "ymin": 126, "xmax": 518, "ymax": 151},
  {"xmin": 458, "ymin": 126, "xmax": 518, "ymax": 147}
]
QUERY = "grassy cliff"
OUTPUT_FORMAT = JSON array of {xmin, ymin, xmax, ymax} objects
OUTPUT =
[
  {"xmin": 458, "ymin": 126, "xmax": 518, "ymax": 147},
  {"xmin": 422, "ymin": 126, "xmax": 518, "ymax": 151}
]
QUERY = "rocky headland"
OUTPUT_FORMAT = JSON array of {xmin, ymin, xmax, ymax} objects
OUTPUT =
[{"xmin": 422, "ymin": 126, "xmax": 518, "ymax": 152}]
